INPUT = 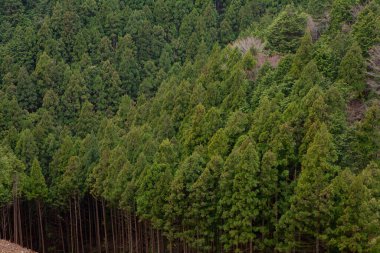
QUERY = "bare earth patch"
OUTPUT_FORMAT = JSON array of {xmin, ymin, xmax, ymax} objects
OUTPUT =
[
  {"xmin": 0, "ymin": 240, "xmax": 36, "ymax": 253},
  {"xmin": 347, "ymin": 99, "xmax": 366, "ymax": 123}
]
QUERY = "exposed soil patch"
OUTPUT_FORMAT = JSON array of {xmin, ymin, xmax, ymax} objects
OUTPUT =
[
  {"xmin": 347, "ymin": 99, "xmax": 366, "ymax": 123},
  {"xmin": 256, "ymin": 52, "xmax": 281, "ymax": 68},
  {"xmin": 231, "ymin": 37, "xmax": 281, "ymax": 68},
  {"xmin": 0, "ymin": 240, "xmax": 36, "ymax": 253},
  {"xmin": 231, "ymin": 37, "xmax": 281, "ymax": 80}
]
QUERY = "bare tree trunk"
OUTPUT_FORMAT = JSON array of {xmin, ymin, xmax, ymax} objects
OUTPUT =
[
  {"xmin": 78, "ymin": 196, "xmax": 84, "ymax": 253},
  {"xmin": 95, "ymin": 199, "xmax": 101, "ymax": 253},
  {"xmin": 88, "ymin": 199, "xmax": 93, "ymax": 253},
  {"xmin": 134, "ymin": 215, "xmax": 139, "ymax": 253},
  {"xmin": 17, "ymin": 198, "xmax": 22, "ymax": 247},
  {"xmin": 37, "ymin": 201, "xmax": 45, "ymax": 253},
  {"xmin": 59, "ymin": 218, "xmax": 66, "ymax": 253},
  {"xmin": 102, "ymin": 199, "xmax": 109, "ymax": 253},
  {"xmin": 28, "ymin": 204, "xmax": 33, "ymax": 250},
  {"xmin": 110, "ymin": 208, "xmax": 115, "ymax": 253},
  {"xmin": 128, "ymin": 214, "xmax": 133, "ymax": 253},
  {"xmin": 157, "ymin": 229, "xmax": 160, "ymax": 253},
  {"xmin": 69, "ymin": 199, "xmax": 74, "ymax": 253},
  {"xmin": 13, "ymin": 197, "xmax": 18, "ymax": 244},
  {"xmin": 74, "ymin": 197, "xmax": 79, "ymax": 253}
]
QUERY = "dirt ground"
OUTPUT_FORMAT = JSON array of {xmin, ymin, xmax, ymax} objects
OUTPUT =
[{"xmin": 0, "ymin": 240, "xmax": 36, "ymax": 253}]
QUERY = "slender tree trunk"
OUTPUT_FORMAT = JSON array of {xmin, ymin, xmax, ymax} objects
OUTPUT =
[
  {"xmin": 102, "ymin": 199, "xmax": 109, "ymax": 253},
  {"xmin": 145, "ymin": 221, "xmax": 149, "ymax": 253},
  {"xmin": 78, "ymin": 196, "xmax": 84, "ymax": 253},
  {"xmin": 128, "ymin": 214, "xmax": 133, "ymax": 253},
  {"xmin": 157, "ymin": 229, "xmax": 160, "ymax": 253},
  {"xmin": 69, "ymin": 199, "xmax": 74, "ymax": 253},
  {"xmin": 37, "ymin": 201, "xmax": 45, "ymax": 253},
  {"xmin": 18, "ymin": 198, "xmax": 22, "ymax": 247},
  {"xmin": 121, "ymin": 212, "xmax": 125, "ymax": 253},
  {"xmin": 95, "ymin": 199, "xmax": 101, "ymax": 253},
  {"xmin": 13, "ymin": 197, "xmax": 18, "ymax": 244},
  {"xmin": 59, "ymin": 218, "xmax": 66, "ymax": 253},
  {"xmin": 134, "ymin": 215, "xmax": 139, "ymax": 253},
  {"xmin": 150, "ymin": 223, "xmax": 153, "ymax": 253},
  {"xmin": 110, "ymin": 208, "xmax": 115, "ymax": 253},
  {"xmin": 28, "ymin": 204, "xmax": 33, "ymax": 250},
  {"xmin": 74, "ymin": 197, "xmax": 79, "ymax": 253},
  {"xmin": 88, "ymin": 199, "xmax": 93, "ymax": 253},
  {"xmin": 316, "ymin": 224, "xmax": 320, "ymax": 253}
]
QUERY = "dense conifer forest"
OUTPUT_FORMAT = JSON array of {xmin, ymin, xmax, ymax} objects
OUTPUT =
[{"xmin": 0, "ymin": 0, "xmax": 379, "ymax": 252}]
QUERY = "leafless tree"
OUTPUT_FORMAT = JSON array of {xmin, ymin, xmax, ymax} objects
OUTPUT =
[{"xmin": 231, "ymin": 37, "xmax": 265, "ymax": 54}]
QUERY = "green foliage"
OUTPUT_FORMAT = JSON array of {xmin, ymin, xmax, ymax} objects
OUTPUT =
[
  {"xmin": 330, "ymin": 0, "xmax": 358, "ymax": 32},
  {"xmin": 218, "ymin": 136, "xmax": 260, "ymax": 250},
  {"xmin": 266, "ymin": 6, "xmax": 307, "ymax": 53},
  {"xmin": 16, "ymin": 67, "xmax": 38, "ymax": 111},
  {"xmin": 307, "ymin": 0, "xmax": 331, "ymax": 17},
  {"xmin": 15, "ymin": 129, "xmax": 38, "ymax": 169},
  {"xmin": 321, "ymin": 168, "xmax": 380, "ymax": 252},
  {"xmin": 344, "ymin": 104, "xmax": 380, "ymax": 169},
  {"xmin": 338, "ymin": 41, "xmax": 366, "ymax": 94},
  {"xmin": 186, "ymin": 155, "xmax": 223, "ymax": 250},
  {"xmin": 279, "ymin": 124, "xmax": 338, "ymax": 251},
  {"xmin": 24, "ymin": 159, "xmax": 48, "ymax": 201},
  {"xmin": 288, "ymin": 31, "xmax": 313, "ymax": 78},
  {"xmin": 352, "ymin": 2, "xmax": 380, "ymax": 53},
  {"xmin": 0, "ymin": 146, "xmax": 25, "ymax": 205},
  {"xmin": 0, "ymin": 1, "xmax": 378, "ymax": 252}
]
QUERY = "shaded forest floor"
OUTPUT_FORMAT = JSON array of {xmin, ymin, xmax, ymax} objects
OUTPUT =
[{"xmin": 0, "ymin": 240, "xmax": 36, "ymax": 253}]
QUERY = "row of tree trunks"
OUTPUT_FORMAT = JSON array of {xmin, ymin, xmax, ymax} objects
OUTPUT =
[{"xmin": 1, "ymin": 196, "xmax": 275, "ymax": 253}]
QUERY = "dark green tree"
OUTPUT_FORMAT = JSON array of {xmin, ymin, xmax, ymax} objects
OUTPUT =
[
  {"xmin": 278, "ymin": 124, "xmax": 338, "ymax": 252},
  {"xmin": 338, "ymin": 42, "xmax": 366, "ymax": 95},
  {"xmin": 218, "ymin": 136, "xmax": 260, "ymax": 252},
  {"xmin": 266, "ymin": 6, "xmax": 306, "ymax": 53}
]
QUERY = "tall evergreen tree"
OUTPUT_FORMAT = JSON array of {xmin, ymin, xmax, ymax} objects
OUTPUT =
[
  {"xmin": 218, "ymin": 136, "xmax": 260, "ymax": 252},
  {"xmin": 278, "ymin": 124, "xmax": 338, "ymax": 252},
  {"xmin": 338, "ymin": 42, "xmax": 366, "ymax": 95}
]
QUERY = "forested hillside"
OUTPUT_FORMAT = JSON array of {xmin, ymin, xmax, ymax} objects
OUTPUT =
[{"xmin": 0, "ymin": 0, "xmax": 379, "ymax": 252}]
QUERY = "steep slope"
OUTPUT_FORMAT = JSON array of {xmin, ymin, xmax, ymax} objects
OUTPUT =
[{"xmin": 0, "ymin": 0, "xmax": 379, "ymax": 252}]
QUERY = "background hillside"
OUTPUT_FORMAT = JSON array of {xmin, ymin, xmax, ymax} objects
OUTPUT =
[{"xmin": 0, "ymin": 0, "xmax": 379, "ymax": 252}]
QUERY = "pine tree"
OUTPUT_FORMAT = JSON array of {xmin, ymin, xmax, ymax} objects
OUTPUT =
[
  {"xmin": 345, "ymin": 104, "xmax": 380, "ymax": 169},
  {"xmin": 288, "ymin": 31, "xmax": 313, "ymax": 79},
  {"xmin": 218, "ymin": 136, "xmax": 260, "ymax": 252},
  {"xmin": 0, "ymin": 146, "xmax": 24, "ymax": 205},
  {"xmin": 208, "ymin": 129, "xmax": 230, "ymax": 158},
  {"xmin": 186, "ymin": 155, "xmax": 224, "ymax": 250},
  {"xmin": 115, "ymin": 34, "xmax": 140, "ymax": 97},
  {"xmin": 352, "ymin": 3, "xmax": 380, "ymax": 53},
  {"xmin": 338, "ymin": 41, "xmax": 366, "ymax": 95},
  {"xmin": 266, "ymin": 6, "xmax": 306, "ymax": 53},
  {"xmin": 76, "ymin": 100, "xmax": 99, "ymax": 137},
  {"xmin": 220, "ymin": 0, "xmax": 242, "ymax": 44},
  {"xmin": 33, "ymin": 52, "xmax": 65, "ymax": 97},
  {"xmin": 137, "ymin": 139, "xmax": 178, "ymax": 229},
  {"xmin": 24, "ymin": 158, "xmax": 48, "ymax": 253},
  {"xmin": 24, "ymin": 158, "xmax": 48, "ymax": 201},
  {"xmin": 329, "ymin": 0, "xmax": 357, "ymax": 32},
  {"xmin": 183, "ymin": 103, "xmax": 206, "ymax": 151},
  {"xmin": 307, "ymin": 0, "xmax": 330, "ymax": 17},
  {"xmin": 278, "ymin": 123, "xmax": 338, "ymax": 252},
  {"xmin": 165, "ymin": 149, "xmax": 206, "ymax": 244},
  {"xmin": 15, "ymin": 129, "xmax": 39, "ymax": 170},
  {"xmin": 61, "ymin": 70, "xmax": 87, "ymax": 123},
  {"xmin": 321, "ymin": 168, "xmax": 380, "ymax": 252},
  {"xmin": 16, "ymin": 67, "xmax": 38, "ymax": 111}
]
